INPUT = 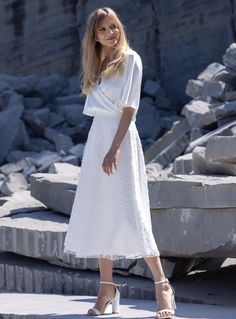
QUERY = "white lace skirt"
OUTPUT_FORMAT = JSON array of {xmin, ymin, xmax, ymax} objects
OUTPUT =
[{"xmin": 63, "ymin": 112, "xmax": 160, "ymax": 260}]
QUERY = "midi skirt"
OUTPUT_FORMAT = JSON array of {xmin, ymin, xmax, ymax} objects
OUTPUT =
[{"xmin": 63, "ymin": 112, "xmax": 160, "ymax": 260}]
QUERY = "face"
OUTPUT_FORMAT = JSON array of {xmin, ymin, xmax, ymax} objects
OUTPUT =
[{"xmin": 95, "ymin": 15, "xmax": 120, "ymax": 48}]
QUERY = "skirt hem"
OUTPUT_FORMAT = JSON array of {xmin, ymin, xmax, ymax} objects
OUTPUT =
[{"xmin": 63, "ymin": 247, "xmax": 160, "ymax": 261}]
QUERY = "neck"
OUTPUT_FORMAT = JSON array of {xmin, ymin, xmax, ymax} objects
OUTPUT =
[{"xmin": 101, "ymin": 46, "xmax": 113, "ymax": 60}]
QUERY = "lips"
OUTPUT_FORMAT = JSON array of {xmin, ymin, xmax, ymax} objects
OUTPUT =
[{"xmin": 107, "ymin": 36, "xmax": 116, "ymax": 40}]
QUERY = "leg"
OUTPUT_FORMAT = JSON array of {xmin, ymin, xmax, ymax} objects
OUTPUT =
[
  {"xmin": 144, "ymin": 256, "xmax": 175, "ymax": 318},
  {"xmin": 87, "ymin": 257, "xmax": 116, "ymax": 315}
]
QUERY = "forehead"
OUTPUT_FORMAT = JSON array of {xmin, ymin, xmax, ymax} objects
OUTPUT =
[{"xmin": 97, "ymin": 15, "xmax": 117, "ymax": 27}]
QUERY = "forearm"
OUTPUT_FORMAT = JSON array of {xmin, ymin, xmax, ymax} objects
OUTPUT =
[{"xmin": 110, "ymin": 107, "xmax": 135, "ymax": 151}]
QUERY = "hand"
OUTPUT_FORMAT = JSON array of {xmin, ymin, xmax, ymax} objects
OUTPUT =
[{"xmin": 102, "ymin": 147, "xmax": 120, "ymax": 176}]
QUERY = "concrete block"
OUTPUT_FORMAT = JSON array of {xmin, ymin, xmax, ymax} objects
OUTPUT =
[
  {"xmin": 193, "ymin": 146, "xmax": 236, "ymax": 175},
  {"xmin": 172, "ymin": 153, "xmax": 193, "ymax": 174},
  {"xmin": 206, "ymin": 136, "xmax": 236, "ymax": 163},
  {"xmin": 148, "ymin": 174, "xmax": 236, "ymax": 209}
]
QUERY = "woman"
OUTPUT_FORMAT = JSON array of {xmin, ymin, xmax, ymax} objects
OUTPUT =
[{"xmin": 63, "ymin": 7, "xmax": 176, "ymax": 319}]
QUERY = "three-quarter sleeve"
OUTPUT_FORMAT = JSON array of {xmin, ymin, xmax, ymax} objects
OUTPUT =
[{"xmin": 119, "ymin": 51, "xmax": 143, "ymax": 111}]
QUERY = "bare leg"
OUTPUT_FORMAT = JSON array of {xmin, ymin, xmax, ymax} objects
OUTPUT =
[
  {"xmin": 88, "ymin": 257, "xmax": 116, "ymax": 315},
  {"xmin": 144, "ymin": 256, "xmax": 174, "ymax": 318}
]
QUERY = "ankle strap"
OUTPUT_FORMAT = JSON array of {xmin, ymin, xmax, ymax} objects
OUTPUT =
[
  {"xmin": 154, "ymin": 278, "xmax": 169, "ymax": 285},
  {"xmin": 100, "ymin": 281, "xmax": 127, "ymax": 287},
  {"xmin": 100, "ymin": 281, "xmax": 114, "ymax": 285}
]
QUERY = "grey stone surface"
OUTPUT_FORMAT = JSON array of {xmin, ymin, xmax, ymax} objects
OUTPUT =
[
  {"xmin": 1, "ymin": 173, "xmax": 28, "ymax": 196},
  {"xmin": 145, "ymin": 163, "xmax": 164, "ymax": 181},
  {"xmin": 214, "ymin": 67, "xmax": 236, "ymax": 85},
  {"xmin": 225, "ymin": 90, "xmax": 236, "ymax": 101},
  {"xmin": 201, "ymin": 80, "xmax": 230, "ymax": 100},
  {"xmin": 206, "ymin": 136, "xmax": 236, "ymax": 162},
  {"xmin": 197, "ymin": 62, "xmax": 226, "ymax": 82},
  {"xmin": 0, "ymin": 105, "xmax": 24, "ymax": 165},
  {"xmin": 142, "ymin": 80, "xmax": 161, "ymax": 98},
  {"xmin": 0, "ymin": 158, "xmax": 29, "ymax": 175},
  {"xmin": 48, "ymin": 162, "xmax": 80, "ymax": 175},
  {"xmin": 190, "ymin": 128, "xmax": 210, "ymax": 142},
  {"xmin": 23, "ymin": 97, "xmax": 44, "ymax": 109},
  {"xmin": 58, "ymin": 103, "xmax": 85, "ymax": 126},
  {"xmin": 0, "ymin": 210, "xmax": 69, "ymax": 262},
  {"xmin": 148, "ymin": 174, "xmax": 236, "ymax": 209},
  {"xmin": 1, "ymin": 292, "xmax": 236, "ymax": 319},
  {"xmin": 69, "ymin": 143, "xmax": 85, "ymax": 158},
  {"xmin": 136, "ymin": 98, "xmax": 162, "ymax": 140},
  {"xmin": 172, "ymin": 153, "xmax": 193, "ymax": 175},
  {"xmin": 30, "ymin": 173, "xmax": 77, "ymax": 216},
  {"xmin": 151, "ymin": 207, "xmax": 236, "ymax": 257},
  {"xmin": 223, "ymin": 42, "xmax": 236, "ymax": 72},
  {"xmin": 186, "ymin": 119, "xmax": 236, "ymax": 153},
  {"xmin": 0, "ymin": 190, "xmax": 46, "ymax": 218},
  {"xmin": 44, "ymin": 128, "xmax": 74, "ymax": 153},
  {"xmin": 185, "ymin": 79, "xmax": 204, "ymax": 98},
  {"xmin": 144, "ymin": 119, "xmax": 190, "ymax": 166},
  {"xmin": 192, "ymin": 146, "xmax": 236, "ymax": 175},
  {"xmin": 30, "ymin": 151, "xmax": 62, "ymax": 172},
  {"xmin": 181, "ymin": 100, "xmax": 215, "ymax": 128},
  {"xmin": 55, "ymin": 94, "xmax": 86, "ymax": 106}
]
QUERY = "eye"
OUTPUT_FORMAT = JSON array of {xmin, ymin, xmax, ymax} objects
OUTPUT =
[
  {"xmin": 98, "ymin": 27, "xmax": 106, "ymax": 32},
  {"xmin": 110, "ymin": 24, "xmax": 117, "ymax": 30}
]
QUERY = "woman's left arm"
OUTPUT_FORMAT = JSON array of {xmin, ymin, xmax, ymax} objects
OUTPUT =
[
  {"xmin": 102, "ymin": 52, "xmax": 142, "ymax": 175},
  {"xmin": 102, "ymin": 107, "xmax": 135, "ymax": 175}
]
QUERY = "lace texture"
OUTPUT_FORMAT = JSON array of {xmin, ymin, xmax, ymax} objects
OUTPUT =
[{"xmin": 63, "ymin": 114, "xmax": 160, "ymax": 261}]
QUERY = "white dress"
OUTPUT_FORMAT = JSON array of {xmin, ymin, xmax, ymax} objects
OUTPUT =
[{"xmin": 63, "ymin": 48, "xmax": 160, "ymax": 260}]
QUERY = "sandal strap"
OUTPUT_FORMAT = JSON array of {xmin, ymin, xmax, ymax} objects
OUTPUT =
[
  {"xmin": 100, "ymin": 281, "xmax": 127, "ymax": 287},
  {"xmin": 154, "ymin": 278, "xmax": 169, "ymax": 285},
  {"xmin": 156, "ymin": 308, "xmax": 175, "ymax": 315}
]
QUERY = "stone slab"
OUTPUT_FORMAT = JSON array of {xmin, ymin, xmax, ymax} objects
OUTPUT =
[
  {"xmin": 172, "ymin": 153, "xmax": 193, "ymax": 175},
  {"xmin": 206, "ymin": 136, "xmax": 236, "ymax": 162},
  {"xmin": 30, "ymin": 173, "xmax": 77, "ymax": 216},
  {"xmin": 144, "ymin": 119, "xmax": 190, "ymax": 166},
  {"xmin": 193, "ymin": 146, "xmax": 236, "ymax": 175},
  {"xmin": 186, "ymin": 119, "xmax": 236, "ymax": 153},
  {"xmin": 151, "ymin": 207, "xmax": 236, "ymax": 257},
  {"xmin": 0, "ymin": 252, "xmax": 179, "ymax": 297},
  {"xmin": 0, "ymin": 190, "xmax": 47, "ymax": 218},
  {"xmin": 148, "ymin": 174, "xmax": 236, "ymax": 208}
]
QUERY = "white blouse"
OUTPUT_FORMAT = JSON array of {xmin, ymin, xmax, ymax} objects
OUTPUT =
[{"xmin": 82, "ymin": 48, "xmax": 142, "ymax": 121}]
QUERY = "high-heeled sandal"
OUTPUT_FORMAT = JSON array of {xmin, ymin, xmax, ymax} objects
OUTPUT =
[
  {"xmin": 87, "ymin": 281, "xmax": 127, "ymax": 316},
  {"xmin": 154, "ymin": 278, "xmax": 177, "ymax": 319}
]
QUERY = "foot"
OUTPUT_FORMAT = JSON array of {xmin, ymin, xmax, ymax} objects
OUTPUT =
[
  {"xmin": 155, "ymin": 280, "xmax": 175, "ymax": 318},
  {"xmin": 87, "ymin": 282, "xmax": 116, "ymax": 315}
]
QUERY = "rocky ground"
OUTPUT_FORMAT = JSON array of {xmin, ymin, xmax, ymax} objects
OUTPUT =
[{"xmin": 0, "ymin": 42, "xmax": 236, "ymax": 316}]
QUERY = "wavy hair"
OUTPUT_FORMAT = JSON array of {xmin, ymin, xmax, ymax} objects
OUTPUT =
[{"xmin": 81, "ymin": 7, "xmax": 130, "ymax": 94}]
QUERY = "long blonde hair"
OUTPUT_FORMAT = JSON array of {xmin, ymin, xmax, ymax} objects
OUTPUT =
[{"xmin": 81, "ymin": 7, "xmax": 130, "ymax": 94}]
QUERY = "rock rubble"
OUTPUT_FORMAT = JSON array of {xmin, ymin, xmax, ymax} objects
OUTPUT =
[{"xmin": 1, "ymin": 42, "xmax": 236, "ymax": 295}]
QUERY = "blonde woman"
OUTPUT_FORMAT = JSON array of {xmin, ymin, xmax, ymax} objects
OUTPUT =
[{"xmin": 63, "ymin": 7, "xmax": 176, "ymax": 319}]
